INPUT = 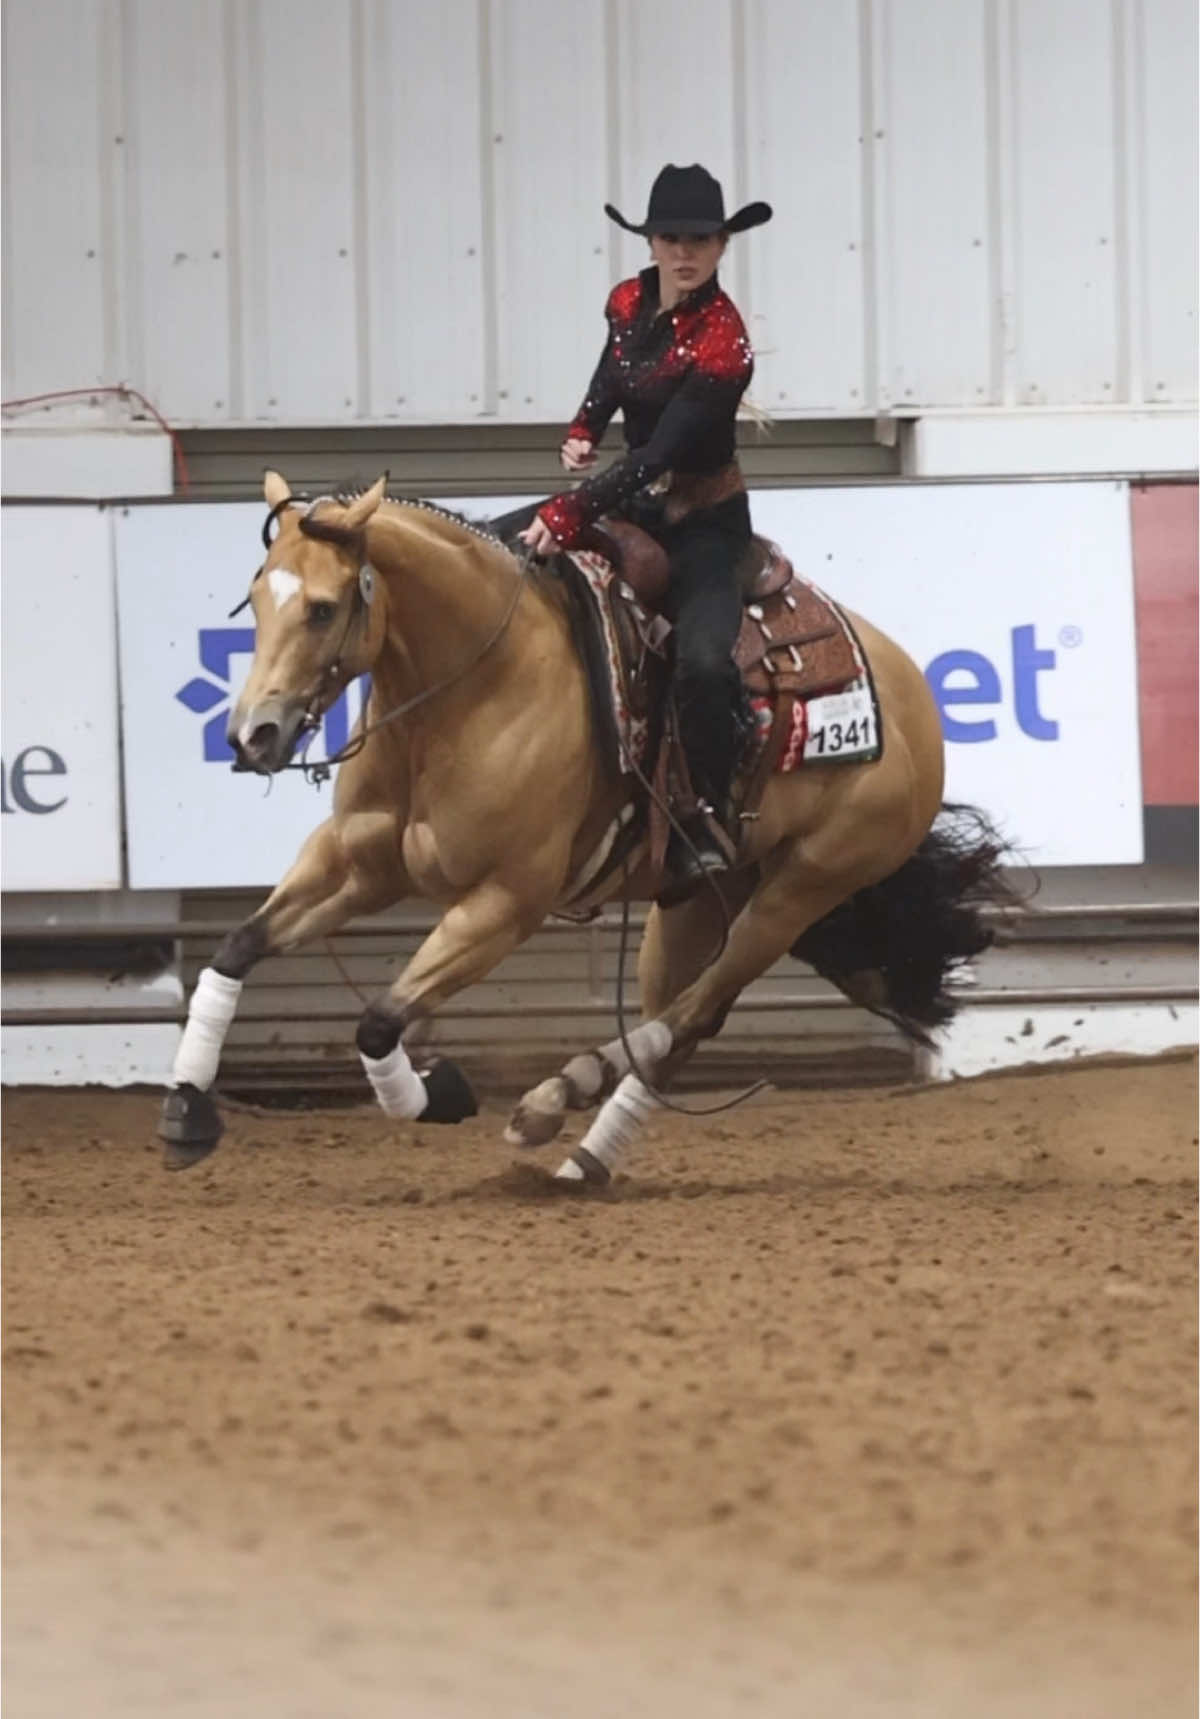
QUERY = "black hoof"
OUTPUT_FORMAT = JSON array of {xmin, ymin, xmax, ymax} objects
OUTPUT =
[
  {"xmin": 570, "ymin": 1147, "xmax": 612, "ymax": 1186},
  {"xmin": 419, "ymin": 1058, "xmax": 478, "ymax": 1124},
  {"xmin": 158, "ymin": 1083, "xmax": 224, "ymax": 1172}
]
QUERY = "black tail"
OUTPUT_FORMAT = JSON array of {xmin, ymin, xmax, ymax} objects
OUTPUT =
[{"xmin": 790, "ymin": 804, "xmax": 1029, "ymax": 1048}]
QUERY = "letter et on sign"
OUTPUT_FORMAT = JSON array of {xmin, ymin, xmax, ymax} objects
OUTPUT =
[
  {"xmin": 926, "ymin": 625, "xmax": 1059, "ymax": 744},
  {"xmin": 0, "ymin": 746, "xmax": 69, "ymax": 814}
]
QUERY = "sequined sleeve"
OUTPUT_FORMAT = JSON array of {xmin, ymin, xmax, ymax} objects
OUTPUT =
[
  {"xmin": 540, "ymin": 303, "xmax": 752, "ymax": 548},
  {"xmin": 564, "ymin": 294, "xmax": 624, "ymax": 445}
]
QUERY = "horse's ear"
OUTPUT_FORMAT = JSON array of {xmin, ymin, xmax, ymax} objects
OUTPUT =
[
  {"xmin": 341, "ymin": 474, "xmax": 388, "ymax": 531},
  {"xmin": 263, "ymin": 469, "xmax": 292, "ymax": 509}
]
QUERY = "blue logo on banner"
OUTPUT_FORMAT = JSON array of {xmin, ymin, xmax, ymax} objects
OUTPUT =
[
  {"xmin": 925, "ymin": 624, "xmax": 1062, "ymax": 744},
  {"xmin": 175, "ymin": 628, "xmax": 368, "ymax": 763},
  {"xmin": 175, "ymin": 623, "xmax": 1067, "ymax": 761}
]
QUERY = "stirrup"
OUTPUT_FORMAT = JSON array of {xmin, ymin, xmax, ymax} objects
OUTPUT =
[{"xmin": 659, "ymin": 805, "xmax": 737, "ymax": 905}]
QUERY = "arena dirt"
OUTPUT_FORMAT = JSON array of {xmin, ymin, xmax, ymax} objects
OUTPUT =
[{"xmin": 3, "ymin": 1055, "xmax": 1196, "ymax": 1717}]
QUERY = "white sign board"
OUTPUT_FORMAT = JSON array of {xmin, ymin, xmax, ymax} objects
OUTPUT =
[
  {"xmin": 115, "ymin": 482, "xmax": 1141, "ymax": 888},
  {"xmin": 114, "ymin": 497, "xmax": 534, "ymax": 888},
  {"xmin": 1, "ymin": 505, "xmax": 123, "ymax": 890},
  {"xmin": 749, "ymin": 481, "xmax": 1141, "ymax": 866}
]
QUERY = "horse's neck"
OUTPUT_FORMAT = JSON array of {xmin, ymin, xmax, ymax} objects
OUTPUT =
[{"xmin": 366, "ymin": 505, "xmax": 535, "ymax": 705}]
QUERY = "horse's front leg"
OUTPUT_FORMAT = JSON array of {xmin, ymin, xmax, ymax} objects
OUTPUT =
[
  {"xmin": 158, "ymin": 813, "xmax": 404, "ymax": 1170},
  {"xmin": 354, "ymin": 878, "xmax": 547, "ymax": 1125}
]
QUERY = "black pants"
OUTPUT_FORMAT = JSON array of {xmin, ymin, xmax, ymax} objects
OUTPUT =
[{"xmin": 652, "ymin": 492, "xmax": 751, "ymax": 810}]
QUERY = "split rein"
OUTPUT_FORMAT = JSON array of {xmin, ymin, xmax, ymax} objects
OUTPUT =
[{"xmin": 231, "ymin": 494, "xmax": 534, "ymax": 787}]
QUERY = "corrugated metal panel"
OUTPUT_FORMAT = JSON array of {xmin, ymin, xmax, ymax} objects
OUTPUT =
[
  {"xmin": 2, "ymin": 0, "xmax": 1195, "ymax": 425},
  {"xmin": 743, "ymin": 0, "xmax": 866, "ymax": 413},
  {"xmin": 490, "ymin": 0, "xmax": 612, "ymax": 421},
  {"xmin": 2, "ymin": 0, "xmax": 109, "ymax": 398},
  {"xmin": 1010, "ymin": 0, "xmax": 1120, "ymax": 406},
  {"xmin": 122, "ymin": 0, "xmax": 232, "ymax": 421},
  {"xmin": 1138, "ymin": 0, "xmax": 1199, "ymax": 402},
  {"xmin": 238, "ymin": 0, "xmax": 359, "ymax": 420},
  {"xmin": 363, "ymin": 0, "xmax": 489, "ymax": 420},
  {"xmin": 874, "ymin": 0, "xmax": 992, "ymax": 407}
]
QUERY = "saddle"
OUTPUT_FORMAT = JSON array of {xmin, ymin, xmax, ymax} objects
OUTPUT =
[{"xmin": 525, "ymin": 516, "xmax": 879, "ymax": 910}]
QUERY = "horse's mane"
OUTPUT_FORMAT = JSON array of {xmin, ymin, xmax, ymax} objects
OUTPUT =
[{"xmin": 298, "ymin": 491, "xmax": 509, "ymax": 556}]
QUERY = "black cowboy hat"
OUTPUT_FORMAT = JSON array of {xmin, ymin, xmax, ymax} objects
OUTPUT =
[{"xmin": 605, "ymin": 163, "xmax": 772, "ymax": 237}]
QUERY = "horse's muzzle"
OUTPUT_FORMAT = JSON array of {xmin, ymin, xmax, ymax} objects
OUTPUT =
[{"xmin": 227, "ymin": 697, "xmax": 306, "ymax": 775}]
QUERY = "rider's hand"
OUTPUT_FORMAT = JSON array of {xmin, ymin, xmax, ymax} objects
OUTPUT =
[
  {"xmin": 560, "ymin": 437, "xmax": 596, "ymax": 472},
  {"xmin": 519, "ymin": 515, "xmax": 560, "ymax": 558}
]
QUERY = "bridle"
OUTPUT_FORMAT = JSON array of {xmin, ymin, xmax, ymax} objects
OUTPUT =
[{"xmin": 232, "ymin": 493, "xmax": 534, "ymax": 787}]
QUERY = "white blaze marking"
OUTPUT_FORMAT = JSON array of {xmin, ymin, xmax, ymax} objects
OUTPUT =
[{"xmin": 267, "ymin": 568, "xmax": 303, "ymax": 612}]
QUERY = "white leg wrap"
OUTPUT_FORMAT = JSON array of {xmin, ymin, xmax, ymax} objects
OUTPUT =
[
  {"xmin": 573, "ymin": 1072, "xmax": 661, "ymax": 1175},
  {"xmin": 361, "ymin": 1042, "xmax": 429, "ymax": 1120},
  {"xmin": 171, "ymin": 968, "xmax": 243, "ymax": 1091},
  {"xmin": 594, "ymin": 1019, "xmax": 673, "ymax": 1084}
]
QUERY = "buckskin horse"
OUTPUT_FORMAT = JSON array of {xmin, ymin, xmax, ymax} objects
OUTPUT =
[{"xmin": 159, "ymin": 471, "xmax": 1011, "ymax": 1183}]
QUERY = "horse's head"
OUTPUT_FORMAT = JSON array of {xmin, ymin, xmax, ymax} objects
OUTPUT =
[{"xmin": 228, "ymin": 471, "xmax": 389, "ymax": 774}]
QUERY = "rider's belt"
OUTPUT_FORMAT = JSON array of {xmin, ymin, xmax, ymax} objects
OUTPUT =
[{"xmin": 661, "ymin": 462, "xmax": 746, "ymax": 525}]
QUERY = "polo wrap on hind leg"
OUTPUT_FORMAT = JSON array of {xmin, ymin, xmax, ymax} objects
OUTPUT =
[
  {"xmin": 557, "ymin": 1072, "xmax": 662, "ymax": 1183},
  {"xmin": 171, "ymin": 968, "xmax": 244, "ymax": 1091},
  {"xmin": 360, "ymin": 1042, "xmax": 429, "ymax": 1119},
  {"xmin": 506, "ymin": 1019, "xmax": 673, "ymax": 1149}
]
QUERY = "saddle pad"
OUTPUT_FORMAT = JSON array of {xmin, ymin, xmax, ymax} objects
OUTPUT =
[{"xmin": 566, "ymin": 550, "xmax": 668, "ymax": 774}]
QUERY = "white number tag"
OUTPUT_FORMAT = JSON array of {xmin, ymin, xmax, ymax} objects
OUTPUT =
[{"xmin": 803, "ymin": 685, "xmax": 880, "ymax": 762}]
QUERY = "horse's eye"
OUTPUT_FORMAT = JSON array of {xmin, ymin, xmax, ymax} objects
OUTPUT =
[{"xmin": 307, "ymin": 600, "xmax": 338, "ymax": 627}]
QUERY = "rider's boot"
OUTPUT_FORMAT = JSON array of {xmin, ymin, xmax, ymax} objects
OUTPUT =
[
  {"xmin": 660, "ymin": 686, "xmax": 742, "ymax": 905},
  {"xmin": 660, "ymin": 800, "xmax": 738, "ymax": 905}
]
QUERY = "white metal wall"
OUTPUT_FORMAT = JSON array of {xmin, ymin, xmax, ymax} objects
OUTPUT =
[{"xmin": 3, "ymin": 0, "xmax": 1196, "ymax": 426}]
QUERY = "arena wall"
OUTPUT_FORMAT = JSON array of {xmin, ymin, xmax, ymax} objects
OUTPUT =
[{"xmin": 2, "ymin": 1, "xmax": 1196, "ymax": 1088}]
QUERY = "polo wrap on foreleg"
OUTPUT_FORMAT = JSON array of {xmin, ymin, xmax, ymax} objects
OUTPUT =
[
  {"xmin": 361, "ymin": 1042, "xmax": 429, "ymax": 1119},
  {"xmin": 171, "ymin": 968, "xmax": 243, "ymax": 1091}
]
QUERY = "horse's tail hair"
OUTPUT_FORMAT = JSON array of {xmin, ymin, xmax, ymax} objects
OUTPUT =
[{"xmin": 789, "ymin": 804, "xmax": 1030, "ymax": 1048}]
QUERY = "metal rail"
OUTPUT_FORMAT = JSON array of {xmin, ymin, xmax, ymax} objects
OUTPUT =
[
  {"xmin": 5, "ymin": 983, "xmax": 1195, "ymax": 1030},
  {"xmin": 5, "ymin": 901, "xmax": 1197, "ymax": 941}
]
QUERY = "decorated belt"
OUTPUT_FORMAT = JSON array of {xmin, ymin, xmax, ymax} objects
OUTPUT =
[{"xmin": 659, "ymin": 462, "xmax": 746, "ymax": 524}]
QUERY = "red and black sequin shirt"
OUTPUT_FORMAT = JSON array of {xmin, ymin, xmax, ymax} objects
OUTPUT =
[{"xmin": 538, "ymin": 266, "xmax": 753, "ymax": 548}]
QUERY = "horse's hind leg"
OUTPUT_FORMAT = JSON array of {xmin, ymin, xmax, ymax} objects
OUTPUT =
[
  {"xmin": 553, "ymin": 857, "xmax": 858, "ymax": 1183},
  {"xmin": 159, "ymin": 814, "xmax": 403, "ymax": 1171},
  {"xmin": 504, "ymin": 874, "xmax": 755, "ymax": 1149}
]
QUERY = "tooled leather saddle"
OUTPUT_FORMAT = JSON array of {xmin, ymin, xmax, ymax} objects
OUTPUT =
[{"xmin": 543, "ymin": 515, "xmax": 878, "ymax": 901}]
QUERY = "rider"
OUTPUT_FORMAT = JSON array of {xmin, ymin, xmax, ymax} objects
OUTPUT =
[{"xmin": 520, "ymin": 163, "xmax": 772, "ymax": 897}]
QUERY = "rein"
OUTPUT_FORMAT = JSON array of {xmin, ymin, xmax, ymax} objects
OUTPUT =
[{"xmin": 237, "ymin": 494, "xmax": 533, "ymax": 788}]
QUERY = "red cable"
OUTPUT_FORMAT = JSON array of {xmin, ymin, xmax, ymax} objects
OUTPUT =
[{"xmin": 0, "ymin": 384, "xmax": 191, "ymax": 492}]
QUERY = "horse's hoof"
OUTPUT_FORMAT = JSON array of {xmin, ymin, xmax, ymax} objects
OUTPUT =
[
  {"xmin": 158, "ymin": 1084, "xmax": 223, "ymax": 1172},
  {"xmin": 553, "ymin": 1147, "xmax": 611, "ymax": 1187},
  {"xmin": 503, "ymin": 1077, "xmax": 569, "ymax": 1148},
  {"xmin": 162, "ymin": 1138, "xmax": 222, "ymax": 1172},
  {"xmin": 419, "ymin": 1058, "xmax": 478, "ymax": 1124}
]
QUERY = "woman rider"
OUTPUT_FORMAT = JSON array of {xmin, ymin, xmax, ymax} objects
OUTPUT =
[{"xmin": 520, "ymin": 163, "xmax": 772, "ymax": 897}]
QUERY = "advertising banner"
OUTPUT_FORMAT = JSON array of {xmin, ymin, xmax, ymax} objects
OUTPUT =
[
  {"xmin": 116, "ymin": 481, "xmax": 1142, "ymax": 888},
  {"xmin": 1, "ymin": 505, "xmax": 123, "ymax": 890},
  {"xmin": 749, "ymin": 480, "xmax": 1142, "ymax": 867},
  {"xmin": 115, "ymin": 497, "xmax": 533, "ymax": 889}
]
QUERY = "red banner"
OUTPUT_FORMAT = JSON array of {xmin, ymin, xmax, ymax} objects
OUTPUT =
[{"xmin": 1131, "ymin": 483, "xmax": 1198, "ymax": 807}]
